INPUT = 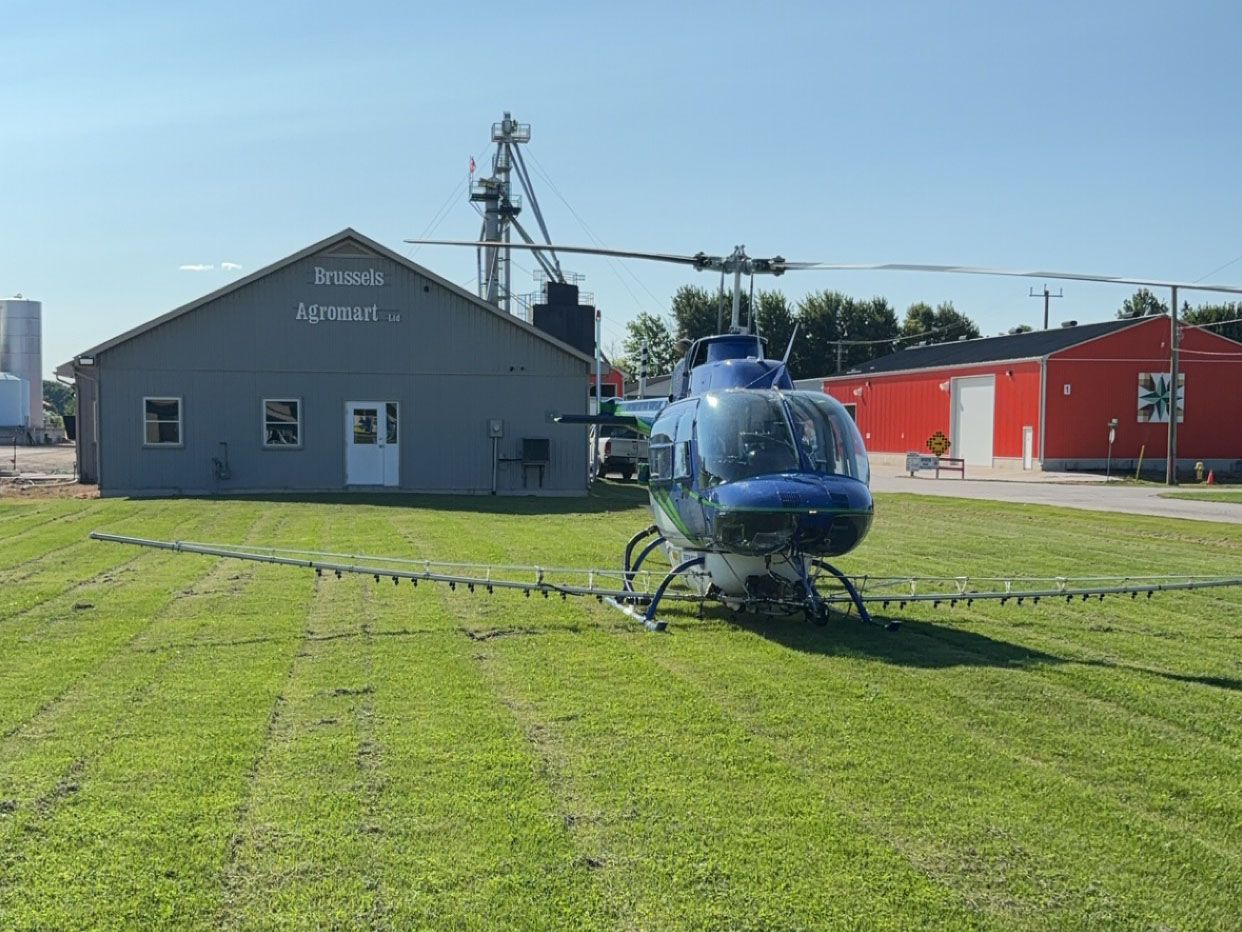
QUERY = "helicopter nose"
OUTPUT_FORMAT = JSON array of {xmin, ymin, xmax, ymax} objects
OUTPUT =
[{"xmin": 706, "ymin": 474, "xmax": 874, "ymax": 557}]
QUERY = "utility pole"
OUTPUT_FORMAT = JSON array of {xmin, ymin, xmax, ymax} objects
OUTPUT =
[
  {"xmin": 1166, "ymin": 287, "xmax": 1180, "ymax": 485},
  {"xmin": 1029, "ymin": 285, "xmax": 1063, "ymax": 330}
]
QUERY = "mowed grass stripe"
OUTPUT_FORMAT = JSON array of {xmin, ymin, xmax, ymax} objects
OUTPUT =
[
  {"xmin": 0, "ymin": 505, "xmax": 321, "ymax": 929},
  {"xmin": 471, "ymin": 612, "xmax": 978, "ymax": 929},
  {"xmin": 897, "ymin": 602, "xmax": 1242, "ymax": 763},
  {"xmin": 0, "ymin": 503, "xmax": 274, "ymax": 739},
  {"xmin": 0, "ymin": 499, "xmax": 108, "ymax": 542},
  {"xmin": 639, "ymin": 618, "xmax": 1240, "ymax": 928},
  {"xmin": 860, "ymin": 496, "xmax": 1242, "ymax": 739},
  {"xmin": 216, "ymin": 505, "xmax": 611, "ymax": 929},
  {"xmin": 0, "ymin": 500, "xmax": 202, "ymax": 624},
  {"xmin": 0, "ymin": 498, "xmax": 145, "ymax": 575},
  {"xmin": 891, "ymin": 588, "xmax": 1242, "ymax": 748},
  {"xmin": 216, "ymin": 574, "xmax": 384, "ymax": 929},
  {"xmin": 416, "ymin": 508, "xmax": 977, "ymax": 928},
  {"xmin": 373, "ymin": 507, "xmax": 614, "ymax": 928},
  {"xmin": 0, "ymin": 504, "xmax": 285, "ymax": 814}
]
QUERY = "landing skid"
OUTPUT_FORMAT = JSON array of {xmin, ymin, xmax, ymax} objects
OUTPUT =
[
  {"xmin": 608, "ymin": 555, "xmax": 707, "ymax": 631},
  {"xmin": 812, "ymin": 559, "xmax": 899, "ymax": 631}
]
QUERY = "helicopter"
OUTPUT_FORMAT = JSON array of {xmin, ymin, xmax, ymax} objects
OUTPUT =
[{"xmin": 93, "ymin": 239, "xmax": 1242, "ymax": 631}]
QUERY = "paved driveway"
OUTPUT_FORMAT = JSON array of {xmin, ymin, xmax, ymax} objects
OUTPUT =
[{"xmin": 871, "ymin": 473, "xmax": 1242, "ymax": 525}]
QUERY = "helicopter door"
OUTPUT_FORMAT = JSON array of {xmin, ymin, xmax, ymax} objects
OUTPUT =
[{"xmin": 345, "ymin": 402, "xmax": 400, "ymax": 487}]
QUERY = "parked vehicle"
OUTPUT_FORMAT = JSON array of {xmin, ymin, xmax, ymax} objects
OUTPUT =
[{"xmin": 594, "ymin": 424, "xmax": 647, "ymax": 479}]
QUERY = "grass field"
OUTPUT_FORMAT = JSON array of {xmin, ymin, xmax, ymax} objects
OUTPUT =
[
  {"xmin": 1160, "ymin": 490, "xmax": 1242, "ymax": 505},
  {"xmin": 1, "ymin": 486, "xmax": 1239, "ymax": 929}
]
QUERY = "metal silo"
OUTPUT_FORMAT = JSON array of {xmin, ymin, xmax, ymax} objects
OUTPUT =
[{"xmin": 0, "ymin": 299, "xmax": 43, "ymax": 429}]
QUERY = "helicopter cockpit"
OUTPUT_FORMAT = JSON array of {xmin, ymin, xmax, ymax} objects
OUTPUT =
[{"xmin": 691, "ymin": 390, "xmax": 870, "ymax": 486}]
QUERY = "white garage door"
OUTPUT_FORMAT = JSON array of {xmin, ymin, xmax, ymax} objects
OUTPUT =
[{"xmin": 952, "ymin": 376, "xmax": 995, "ymax": 467}]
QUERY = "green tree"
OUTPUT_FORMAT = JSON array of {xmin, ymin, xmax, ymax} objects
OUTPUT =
[
  {"xmin": 1183, "ymin": 302, "xmax": 1242, "ymax": 343},
  {"xmin": 670, "ymin": 284, "xmax": 751, "ymax": 341},
  {"xmin": 1009, "ymin": 324, "xmax": 1034, "ymax": 334},
  {"xmin": 794, "ymin": 290, "xmax": 849, "ymax": 377},
  {"xmin": 1118, "ymin": 288, "xmax": 1168, "ymax": 319},
  {"xmin": 621, "ymin": 311, "xmax": 678, "ymax": 375},
  {"xmin": 901, "ymin": 301, "xmax": 980, "ymax": 344},
  {"xmin": 42, "ymin": 380, "xmax": 75, "ymax": 415},
  {"xmin": 793, "ymin": 292, "xmax": 900, "ymax": 375}
]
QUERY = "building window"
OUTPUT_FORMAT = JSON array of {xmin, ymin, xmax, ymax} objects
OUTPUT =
[
  {"xmin": 263, "ymin": 399, "xmax": 302, "ymax": 448},
  {"xmin": 143, "ymin": 397, "xmax": 182, "ymax": 446}
]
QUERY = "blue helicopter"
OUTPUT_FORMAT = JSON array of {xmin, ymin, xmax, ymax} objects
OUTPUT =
[{"xmin": 564, "ymin": 329, "xmax": 879, "ymax": 629}]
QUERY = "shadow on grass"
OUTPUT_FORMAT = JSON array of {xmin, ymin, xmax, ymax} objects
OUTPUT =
[
  {"xmin": 723, "ymin": 611, "xmax": 1060, "ymax": 670},
  {"xmin": 128, "ymin": 480, "xmax": 650, "ymax": 516},
  {"xmin": 1074, "ymin": 658, "xmax": 1242, "ymax": 692},
  {"xmin": 722, "ymin": 610, "xmax": 1242, "ymax": 689}
]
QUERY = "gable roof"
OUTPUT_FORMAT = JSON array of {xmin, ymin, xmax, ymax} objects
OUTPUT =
[
  {"xmin": 58, "ymin": 228, "xmax": 593, "ymax": 373},
  {"xmin": 828, "ymin": 317, "xmax": 1149, "ymax": 379}
]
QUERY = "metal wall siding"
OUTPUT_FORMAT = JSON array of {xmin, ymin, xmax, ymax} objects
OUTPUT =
[
  {"xmin": 93, "ymin": 248, "xmax": 588, "ymax": 494},
  {"xmin": 822, "ymin": 361, "xmax": 1041, "ymax": 459},
  {"xmin": 1044, "ymin": 317, "xmax": 1242, "ymax": 461},
  {"xmin": 75, "ymin": 374, "xmax": 99, "ymax": 483}
]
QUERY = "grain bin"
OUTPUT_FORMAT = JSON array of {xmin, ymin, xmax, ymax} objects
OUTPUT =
[{"xmin": 0, "ymin": 299, "xmax": 42, "ymax": 429}]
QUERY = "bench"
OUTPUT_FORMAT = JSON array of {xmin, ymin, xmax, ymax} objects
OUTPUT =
[
  {"xmin": 905, "ymin": 452, "xmax": 966, "ymax": 479},
  {"xmin": 934, "ymin": 456, "xmax": 965, "ymax": 479}
]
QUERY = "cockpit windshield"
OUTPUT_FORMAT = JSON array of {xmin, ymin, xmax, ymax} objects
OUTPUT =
[
  {"xmin": 697, "ymin": 392, "xmax": 799, "ymax": 483},
  {"xmin": 784, "ymin": 391, "xmax": 870, "ymax": 484}
]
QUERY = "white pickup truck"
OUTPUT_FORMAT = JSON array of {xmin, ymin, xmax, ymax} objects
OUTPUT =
[{"xmin": 594, "ymin": 425, "xmax": 647, "ymax": 480}]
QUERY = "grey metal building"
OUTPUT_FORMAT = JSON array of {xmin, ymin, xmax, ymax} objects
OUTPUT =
[{"xmin": 59, "ymin": 229, "xmax": 590, "ymax": 496}]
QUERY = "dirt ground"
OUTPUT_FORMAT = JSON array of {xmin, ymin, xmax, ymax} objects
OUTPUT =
[
  {"xmin": 0, "ymin": 442, "xmax": 96, "ymax": 498},
  {"xmin": 0, "ymin": 442, "xmax": 78, "ymax": 476}
]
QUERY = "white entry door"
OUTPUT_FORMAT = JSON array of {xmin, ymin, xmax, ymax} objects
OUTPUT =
[
  {"xmin": 951, "ymin": 376, "xmax": 995, "ymax": 467},
  {"xmin": 345, "ymin": 402, "xmax": 400, "ymax": 486}
]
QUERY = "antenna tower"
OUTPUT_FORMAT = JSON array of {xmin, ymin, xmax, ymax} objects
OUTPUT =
[{"xmin": 470, "ymin": 113, "xmax": 565, "ymax": 314}]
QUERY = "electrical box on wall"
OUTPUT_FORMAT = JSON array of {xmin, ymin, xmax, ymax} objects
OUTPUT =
[{"xmin": 488, "ymin": 419, "xmax": 504, "ymax": 438}]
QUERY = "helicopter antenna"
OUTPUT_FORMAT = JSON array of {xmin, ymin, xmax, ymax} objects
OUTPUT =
[{"xmin": 782, "ymin": 322, "xmax": 800, "ymax": 367}]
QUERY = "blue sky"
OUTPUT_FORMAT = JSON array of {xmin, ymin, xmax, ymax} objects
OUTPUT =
[{"xmin": 5, "ymin": 1, "xmax": 1241, "ymax": 375}]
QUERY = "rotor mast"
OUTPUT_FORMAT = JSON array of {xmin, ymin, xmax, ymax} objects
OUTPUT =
[
  {"xmin": 470, "ymin": 113, "xmax": 566, "ymax": 315},
  {"xmin": 695, "ymin": 246, "xmax": 791, "ymax": 333}
]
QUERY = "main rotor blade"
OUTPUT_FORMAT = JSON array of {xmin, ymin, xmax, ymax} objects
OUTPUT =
[
  {"xmin": 806, "ymin": 263, "xmax": 1242, "ymax": 296},
  {"xmin": 408, "ymin": 238, "xmax": 1242, "ymax": 295},
  {"xmin": 405, "ymin": 239, "xmax": 708, "ymax": 267}
]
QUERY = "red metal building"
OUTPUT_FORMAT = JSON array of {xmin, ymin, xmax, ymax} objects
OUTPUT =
[
  {"xmin": 589, "ymin": 361, "xmax": 627, "ymax": 401},
  {"xmin": 813, "ymin": 316, "xmax": 1242, "ymax": 475}
]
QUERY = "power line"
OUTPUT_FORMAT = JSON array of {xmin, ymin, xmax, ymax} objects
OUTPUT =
[
  {"xmin": 1194, "ymin": 251, "xmax": 1242, "ymax": 283},
  {"xmin": 1183, "ymin": 313, "xmax": 1242, "ymax": 330},
  {"xmin": 524, "ymin": 151, "xmax": 665, "ymax": 313},
  {"xmin": 408, "ymin": 139, "xmax": 494, "ymax": 257}
]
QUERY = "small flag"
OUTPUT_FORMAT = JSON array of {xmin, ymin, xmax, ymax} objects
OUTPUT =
[{"xmin": 469, "ymin": 156, "xmax": 476, "ymax": 175}]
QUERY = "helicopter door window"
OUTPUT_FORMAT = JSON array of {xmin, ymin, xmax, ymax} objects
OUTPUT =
[
  {"xmin": 673, "ymin": 404, "xmax": 695, "ymax": 480},
  {"xmin": 650, "ymin": 442, "xmax": 673, "ymax": 481},
  {"xmin": 649, "ymin": 425, "xmax": 674, "ymax": 481},
  {"xmin": 674, "ymin": 442, "xmax": 691, "ymax": 479}
]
